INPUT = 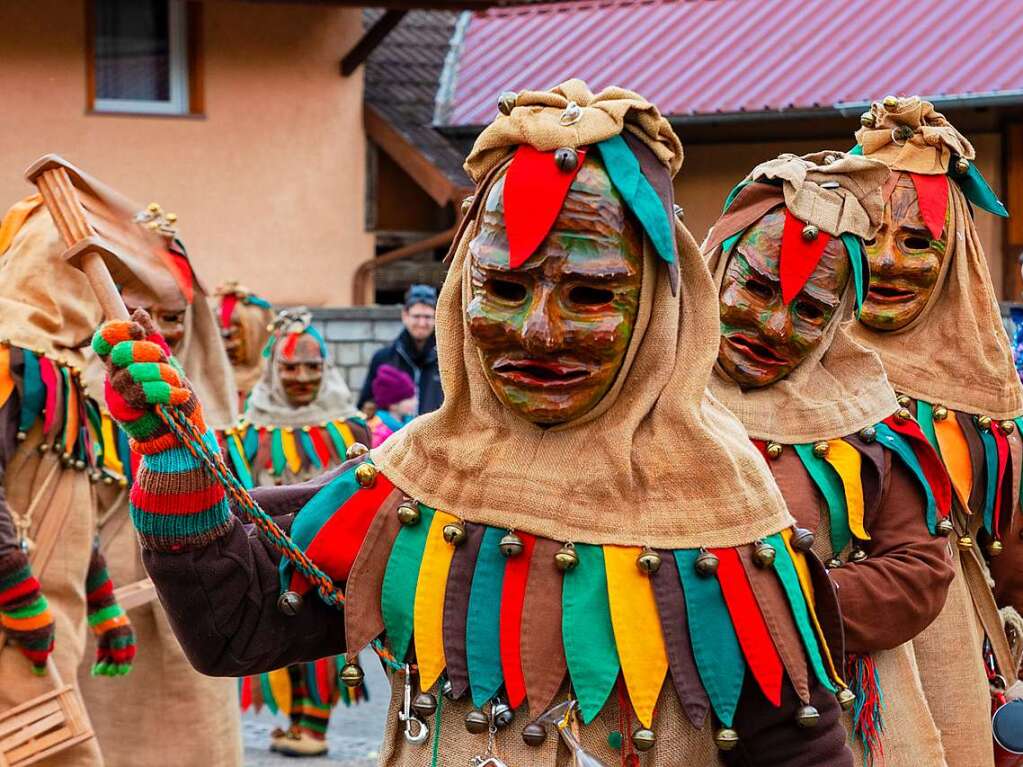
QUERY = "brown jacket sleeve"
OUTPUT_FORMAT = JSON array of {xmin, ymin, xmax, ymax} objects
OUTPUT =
[{"xmin": 828, "ymin": 456, "xmax": 954, "ymax": 653}]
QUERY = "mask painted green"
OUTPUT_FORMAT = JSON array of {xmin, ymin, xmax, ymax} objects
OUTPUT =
[
  {"xmin": 718, "ymin": 209, "xmax": 850, "ymax": 389},
  {"xmin": 859, "ymin": 173, "xmax": 948, "ymax": 331},
  {"xmin": 466, "ymin": 157, "xmax": 643, "ymax": 425}
]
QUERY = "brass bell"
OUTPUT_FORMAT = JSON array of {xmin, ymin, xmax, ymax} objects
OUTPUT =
[
  {"xmin": 74, "ymin": 459, "xmax": 86, "ymax": 471},
  {"xmin": 89, "ymin": 470, "xmax": 100, "ymax": 484},
  {"xmin": 37, "ymin": 442, "xmax": 49, "ymax": 453},
  {"xmin": 465, "ymin": 709, "xmax": 489, "ymax": 734},
  {"xmin": 978, "ymin": 415, "xmax": 993, "ymax": 430},
  {"xmin": 896, "ymin": 407, "xmax": 912, "ymax": 421},
  {"xmin": 695, "ymin": 549, "xmax": 719, "ymax": 577},
  {"xmin": 933, "ymin": 405, "xmax": 949, "ymax": 421},
  {"xmin": 103, "ymin": 475, "xmax": 115, "ymax": 486},
  {"xmin": 346, "ymin": 442, "xmax": 369, "ymax": 460},
  {"xmin": 118, "ymin": 477, "xmax": 128, "ymax": 489},
  {"xmin": 16, "ymin": 430, "xmax": 26, "ymax": 442},
  {"xmin": 936, "ymin": 517, "xmax": 954, "ymax": 537},
  {"xmin": 792, "ymin": 527, "xmax": 815, "ymax": 552},
  {"xmin": 355, "ymin": 462, "xmax": 377, "ymax": 487},
  {"xmin": 849, "ymin": 547, "xmax": 868, "ymax": 563},
  {"xmin": 897, "ymin": 394, "xmax": 911, "ymax": 408},
  {"xmin": 60, "ymin": 454, "xmax": 73, "ymax": 468},
  {"xmin": 812, "ymin": 441, "xmax": 829, "ymax": 459},
  {"xmin": 714, "ymin": 727, "xmax": 739, "ymax": 751},
  {"xmin": 1001, "ymin": 420, "xmax": 1016, "ymax": 435},
  {"xmin": 522, "ymin": 721, "xmax": 547, "ymax": 747},
  {"xmin": 554, "ymin": 147, "xmax": 579, "ymax": 172},
  {"xmin": 491, "ymin": 700, "xmax": 514, "ymax": 728},
  {"xmin": 957, "ymin": 534, "xmax": 974, "ymax": 550},
  {"xmin": 825, "ymin": 557, "xmax": 843, "ymax": 570},
  {"xmin": 276, "ymin": 590, "xmax": 303, "ymax": 616},
  {"xmin": 637, "ymin": 549, "xmax": 662, "ymax": 575},
  {"xmin": 795, "ymin": 704, "xmax": 820, "ymax": 728},
  {"xmin": 339, "ymin": 662, "xmax": 364, "ymax": 688},
  {"xmin": 988, "ymin": 540, "xmax": 1005, "ymax": 557},
  {"xmin": 859, "ymin": 112, "xmax": 875, "ymax": 128},
  {"xmin": 500, "ymin": 531, "xmax": 524, "ymax": 557},
  {"xmin": 554, "ymin": 544, "xmax": 579, "ymax": 571},
  {"xmin": 632, "ymin": 728, "xmax": 656, "ymax": 752},
  {"xmin": 956, "ymin": 157, "xmax": 970, "ymax": 174},
  {"xmin": 441, "ymin": 679, "xmax": 459, "ymax": 700},
  {"xmin": 801, "ymin": 224, "xmax": 819, "ymax": 242},
  {"xmin": 442, "ymin": 521, "xmax": 466, "ymax": 545},
  {"xmin": 397, "ymin": 502, "xmax": 421, "ymax": 526},
  {"xmin": 882, "ymin": 95, "xmax": 899, "ymax": 110},
  {"xmin": 859, "ymin": 426, "xmax": 877, "ymax": 443},
  {"xmin": 754, "ymin": 539, "xmax": 776, "ymax": 568},
  {"xmin": 894, "ymin": 125, "xmax": 914, "ymax": 142},
  {"xmin": 837, "ymin": 688, "xmax": 856, "ymax": 711},
  {"xmin": 412, "ymin": 692, "xmax": 438, "ymax": 719},
  {"xmin": 766, "ymin": 441, "xmax": 783, "ymax": 459},
  {"xmin": 497, "ymin": 90, "xmax": 518, "ymax": 116}
]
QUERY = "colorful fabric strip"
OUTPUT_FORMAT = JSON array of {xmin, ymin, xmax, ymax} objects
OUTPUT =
[
  {"xmin": 381, "ymin": 504, "xmax": 434, "ymax": 665},
  {"xmin": 824, "ymin": 439, "xmax": 869, "ymax": 541},
  {"xmin": 466, "ymin": 526, "xmax": 507, "ymax": 707},
  {"xmin": 793, "ymin": 443, "xmax": 850, "ymax": 554},
  {"xmin": 414, "ymin": 510, "xmax": 458, "ymax": 691},
  {"xmin": 874, "ymin": 423, "xmax": 938, "ymax": 534},
  {"xmin": 499, "ymin": 532, "xmax": 535, "ymax": 710}
]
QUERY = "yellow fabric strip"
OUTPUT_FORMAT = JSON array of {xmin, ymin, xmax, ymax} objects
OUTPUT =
[
  {"xmin": 101, "ymin": 414, "xmax": 124, "ymax": 476},
  {"xmin": 0, "ymin": 346, "xmax": 12, "ymax": 410},
  {"xmin": 63, "ymin": 377, "xmax": 79, "ymax": 456},
  {"xmin": 336, "ymin": 420, "xmax": 356, "ymax": 448},
  {"xmin": 413, "ymin": 510, "xmax": 458, "ymax": 690},
  {"xmin": 825, "ymin": 439, "xmax": 868, "ymax": 541},
  {"xmin": 934, "ymin": 416, "xmax": 973, "ymax": 512},
  {"xmin": 267, "ymin": 668, "xmax": 293, "ymax": 716},
  {"xmin": 781, "ymin": 529, "xmax": 844, "ymax": 686},
  {"xmin": 231, "ymin": 432, "xmax": 252, "ymax": 474},
  {"xmin": 282, "ymin": 428, "xmax": 302, "ymax": 474},
  {"xmin": 0, "ymin": 194, "xmax": 42, "ymax": 256},
  {"xmin": 603, "ymin": 545, "xmax": 668, "ymax": 728}
]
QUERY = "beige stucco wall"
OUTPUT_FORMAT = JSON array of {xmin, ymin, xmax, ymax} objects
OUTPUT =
[
  {"xmin": 676, "ymin": 133, "xmax": 1005, "ymax": 295},
  {"xmin": 1, "ymin": 0, "xmax": 373, "ymax": 307}
]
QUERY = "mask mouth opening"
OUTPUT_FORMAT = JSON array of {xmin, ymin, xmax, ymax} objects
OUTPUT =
[
  {"xmin": 492, "ymin": 358, "xmax": 592, "ymax": 387},
  {"xmin": 726, "ymin": 334, "xmax": 787, "ymax": 366},
  {"xmin": 867, "ymin": 283, "xmax": 916, "ymax": 302}
]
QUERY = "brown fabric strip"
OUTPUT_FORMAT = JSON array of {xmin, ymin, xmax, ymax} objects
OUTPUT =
[
  {"xmin": 442, "ymin": 521, "xmax": 484, "ymax": 699},
  {"xmin": 623, "ymin": 131, "xmax": 680, "ymax": 295},
  {"xmin": 805, "ymin": 553, "xmax": 845, "ymax": 663},
  {"xmin": 703, "ymin": 182, "xmax": 785, "ymax": 254},
  {"xmin": 343, "ymin": 488, "xmax": 404, "ymax": 660},
  {"xmin": 8, "ymin": 346, "xmax": 24, "ymax": 402},
  {"xmin": 738, "ymin": 546, "xmax": 811, "ymax": 705},
  {"xmin": 254, "ymin": 430, "xmax": 272, "ymax": 481},
  {"xmin": 651, "ymin": 548, "xmax": 710, "ymax": 727},
  {"xmin": 848, "ymin": 435, "xmax": 885, "ymax": 530},
  {"xmin": 769, "ymin": 446, "xmax": 821, "ymax": 531},
  {"xmin": 957, "ymin": 410, "xmax": 987, "ymax": 516},
  {"xmin": 348, "ymin": 418, "xmax": 372, "ymax": 449},
  {"xmin": 1006, "ymin": 430, "xmax": 1022, "ymax": 537},
  {"xmin": 520, "ymin": 537, "xmax": 567, "ymax": 717}
]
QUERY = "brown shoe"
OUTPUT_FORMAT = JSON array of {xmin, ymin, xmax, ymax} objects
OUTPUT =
[{"xmin": 275, "ymin": 732, "xmax": 328, "ymax": 758}]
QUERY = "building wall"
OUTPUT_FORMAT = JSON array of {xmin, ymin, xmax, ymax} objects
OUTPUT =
[
  {"xmin": 311, "ymin": 305, "xmax": 403, "ymax": 393},
  {"xmin": 0, "ymin": 0, "xmax": 374, "ymax": 307}
]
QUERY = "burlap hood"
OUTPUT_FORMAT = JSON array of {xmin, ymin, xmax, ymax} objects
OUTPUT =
[
  {"xmin": 374, "ymin": 80, "xmax": 791, "ymax": 549},
  {"xmin": 849, "ymin": 97, "xmax": 1023, "ymax": 419},
  {"xmin": 705, "ymin": 152, "xmax": 898, "ymax": 442}
]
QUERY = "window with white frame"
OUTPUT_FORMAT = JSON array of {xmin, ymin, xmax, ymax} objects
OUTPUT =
[{"xmin": 92, "ymin": 0, "xmax": 190, "ymax": 115}]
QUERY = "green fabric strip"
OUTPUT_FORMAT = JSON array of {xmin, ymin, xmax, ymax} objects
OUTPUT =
[
  {"xmin": 467, "ymin": 526, "xmax": 508, "ymax": 707},
  {"xmin": 793, "ymin": 443, "xmax": 850, "ymax": 554},
  {"xmin": 874, "ymin": 423, "xmax": 938, "ymax": 534},
  {"xmin": 299, "ymin": 430, "xmax": 323, "ymax": 471},
  {"xmin": 978, "ymin": 425, "xmax": 999, "ymax": 535},
  {"xmin": 57, "ymin": 367, "xmax": 71, "ymax": 453},
  {"xmin": 722, "ymin": 180, "xmax": 750, "ymax": 213},
  {"xmin": 722, "ymin": 230, "xmax": 744, "ymax": 256},
  {"xmin": 305, "ymin": 663, "xmax": 323, "ymax": 707},
  {"xmin": 260, "ymin": 674, "xmax": 278, "ymax": 715},
  {"xmin": 675, "ymin": 549, "xmax": 744, "ymax": 727},
  {"xmin": 767, "ymin": 533, "xmax": 836, "ymax": 692},
  {"xmin": 86, "ymin": 401, "xmax": 104, "ymax": 467},
  {"xmin": 271, "ymin": 429, "xmax": 286, "ymax": 477},
  {"xmin": 562, "ymin": 543, "xmax": 619, "ymax": 724},
  {"xmin": 18, "ymin": 350, "xmax": 42, "ymax": 434},
  {"xmin": 380, "ymin": 504, "xmax": 434, "ymax": 666},
  {"xmin": 243, "ymin": 425, "xmax": 259, "ymax": 461},
  {"xmin": 848, "ymin": 144, "xmax": 864, "ymax": 156},
  {"xmin": 916, "ymin": 401, "xmax": 941, "ymax": 453},
  {"xmin": 326, "ymin": 422, "xmax": 348, "ymax": 457},
  {"xmin": 839, "ymin": 233, "xmax": 867, "ymax": 315},
  {"xmin": 595, "ymin": 135, "xmax": 675, "ymax": 265},
  {"xmin": 88, "ymin": 604, "xmax": 124, "ymax": 626},
  {"xmin": 955, "ymin": 162, "xmax": 1009, "ymax": 217},
  {"xmin": 226, "ymin": 435, "xmax": 254, "ymax": 490}
]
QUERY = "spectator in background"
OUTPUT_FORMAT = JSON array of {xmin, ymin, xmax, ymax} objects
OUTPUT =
[
  {"xmin": 367, "ymin": 364, "xmax": 417, "ymax": 446},
  {"xmin": 358, "ymin": 284, "xmax": 443, "ymax": 414}
]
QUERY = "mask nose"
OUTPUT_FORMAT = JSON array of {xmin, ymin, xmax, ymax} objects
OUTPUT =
[
  {"xmin": 866, "ymin": 225, "xmax": 897, "ymax": 276},
  {"xmin": 520, "ymin": 287, "xmax": 560, "ymax": 355},
  {"xmin": 761, "ymin": 307, "xmax": 792, "ymax": 344}
]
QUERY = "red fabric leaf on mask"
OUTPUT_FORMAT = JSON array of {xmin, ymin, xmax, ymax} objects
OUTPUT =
[
  {"xmin": 504, "ymin": 145, "xmax": 586, "ymax": 269},
  {"xmin": 780, "ymin": 209, "xmax": 831, "ymax": 305},
  {"xmin": 219, "ymin": 294, "xmax": 238, "ymax": 332},
  {"xmin": 909, "ymin": 173, "xmax": 948, "ymax": 240}
]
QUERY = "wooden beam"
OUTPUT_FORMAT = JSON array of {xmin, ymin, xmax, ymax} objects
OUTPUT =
[
  {"xmin": 340, "ymin": 10, "xmax": 406, "ymax": 77},
  {"xmin": 364, "ymin": 105, "xmax": 456, "ymax": 206}
]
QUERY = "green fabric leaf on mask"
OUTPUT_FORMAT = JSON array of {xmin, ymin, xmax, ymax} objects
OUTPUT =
[
  {"xmin": 595, "ymin": 135, "xmax": 675, "ymax": 265},
  {"xmin": 675, "ymin": 549, "xmax": 744, "ymax": 727},
  {"xmin": 18, "ymin": 350, "xmax": 43, "ymax": 434},
  {"xmin": 793, "ymin": 443, "xmax": 850, "ymax": 555},
  {"xmin": 839, "ymin": 233, "xmax": 868, "ymax": 316},
  {"xmin": 848, "ymin": 144, "xmax": 864, "ymax": 156},
  {"xmin": 915, "ymin": 401, "xmax": 941, "ymax": 453},
  {"xmin": 874, "ymin": 423, "xmax": 937, "ymax": 535},
  {"xmin": 562, "ymin": 543, "xmax": 619, "ymax": 724},
  {"xmin": 381, "ymin": 504, "xmax": 434, "ymax": 665},
  {"xmin": 467, "ymin": 526, "xmax": 508, "ymax": 707},
  {"xmin": 953, "ymin": 161, "xmax": 1009, "ymax": 217}
]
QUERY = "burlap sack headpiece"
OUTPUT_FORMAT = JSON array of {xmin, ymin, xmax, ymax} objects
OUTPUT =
[
  {"xmin": 705, "ymin": 152, "xmax": 898, "ymax": 443},
  {"xmin": 374, "ymin": 80, "xmax": 791, "ymax": 549},
  {"xmin": 215, "ymin": 281, "xmax": 273, "ymax": 398},
  {"xmin": 849, "ymin": 97, "xmax": 1023, "ymax": 419}
]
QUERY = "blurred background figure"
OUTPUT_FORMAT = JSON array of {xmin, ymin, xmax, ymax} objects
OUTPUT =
[
  {"xmin": 215, "ymin": 281, "xmax": 274, "ymax": 409},
  {"xmin": 367, "ymin": 364, "xmax": 417, "ymax": 446}
]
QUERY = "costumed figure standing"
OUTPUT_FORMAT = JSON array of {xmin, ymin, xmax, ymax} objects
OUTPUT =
[
  {"xmin": 849, "ymin": 96, "xmax": 1023, "ymax": 767},
  {"xmin": 77, "ymin": 203, "xmax": 244, "ymax": 767},
  {"xmin": 367, "ymin": 365, "xmax": 417, "ymax": 447},
  {"xmin": 0, "ymin": 194, "xmax": 139, "ymax": 766},
  {"xmin": 215, "ymin": 281, "xmax": 274, "ymax": 409},
  {"xmin": 705, "ymin": 151, "xmax": 956, "ymax": 765},
  {"xmin": 91, "ymin": 81, "xmax": 858, "ymax": 765},
  {"xmin": 227, "ymin": 309, "xmax": 371, "ymax": 757}
]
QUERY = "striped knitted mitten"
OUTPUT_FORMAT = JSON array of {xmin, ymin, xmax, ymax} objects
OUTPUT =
[
  {"xmin": 93, "ymin": 309, "xmax": 232, "ymax": 552},
  {"xmin": 86, "ymin": 546, "xmax": 135, "ymax": 676},
  {"xmin": 0, "ymin": 549, "xmax": 55, "ymax": 674}
]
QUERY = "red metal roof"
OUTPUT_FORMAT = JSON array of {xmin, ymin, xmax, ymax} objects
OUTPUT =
[{"xmin": 442, "ymin": 0, "xmax": 1023, "ymax": 126}]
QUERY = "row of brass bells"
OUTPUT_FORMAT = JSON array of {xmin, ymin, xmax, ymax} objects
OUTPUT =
[
  {"xmin": 791, "ymin": 527, "xmax": 815, "ymax": 552},
  {"xmin": 753, "ymin": 539, "xmax": 776, "ymax": 567},
  {"xmin": 837, "ymin": 688, "xmax": 856, "ymax": 711},
  {"xmin": 858, "ymin": 426, "xmax": 877, "ymax": 443},
  {"xmin": 412, "ymin": 692, "xmax": 437, "ymax": 719},
  {"xmin": 277, "ymin": 590, "xmax": 302, "ymax": 616},
  {"xmin": 397, "ymin": 501, "xmax": 421, "ymax": 526},
  {"xmin": 936, "ymin": 517, "xmax": 954, "ymax": 536},
  {"xmin": 714, "ymin": 727, "xmax": 739, "ymax": 751},
  {"xmin": 355, "ymin": 462, "xmax": 377, "ymax": 487},
  {"xmin": 631, "ymin": 728, "xmax": 655, "ymax": 752},
  {"xmin": 555, "ymin": 544, "xmax": 579, "ymax": 571},
  {"xmin": 637, "ymin": 549, "xmax": 661, "ymax": 574},
  {"xmin": 443, "ymin": 521, "xmax": 466, "ymax": 545},
  {"xmin": 795, "ymin": 705, "xmax": 820, "ymax": 728},
  {"xmin": 500, "ymin": 531, "xmax": 524, "ymax": 557},
  {"xmin": 339, "ymin": 662, "xmax": 365, "ymax": 688},
  {"xmin": 766, "ymin": 441, "xmax": 783, "ymax": 459},
  {"xmin": 695, "ymin": 549, "xmax": 719, "ymax": 577},
  {"xmin": 812, "ymin": 441, "xmax": 829, "ymax": 459}
]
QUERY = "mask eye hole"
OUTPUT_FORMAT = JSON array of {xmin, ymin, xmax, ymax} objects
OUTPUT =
[
  {"xmin": 487, "ymin": 278, "xmax": 526, "ymax": 303},
  {"xmin": 863, "ymin": 236, "xmax": 877, "ymax": 247},
  {"xmin": 744, "ymin": 277, "xmax": 773, "ymax": 301},
  {"xmin": 794, "ymin": 301, "xmax": 824, "ymax": 322},
  {"xmin": 904, "ymin": 236, "xmax": 931, "ymax": 250},
  {"xmin": 568, "ymin": 286, "xmax": 614, "ymax": 307}
]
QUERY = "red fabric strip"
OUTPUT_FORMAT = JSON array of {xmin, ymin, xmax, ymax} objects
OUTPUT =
[
  {"xmin": 991, "ymin": 427, "xmax": 1010, "ymax": 536},
  {"xmin": 780, "ymin": 209, "xmax": 831, "ymax": 304},
  {"xmin": 751, "ymin": 438, "xmax": 769, "ymax": 462},
  {"xmin": 219, "ymin": 295, "xmax": 238, "ymax": 332},
  {"xmin": 909, "ymin": 173, "xmax": 949, "ymax": 240},
  {"xmin": 39, "ymin": 358, "xmax": 57, "ymax": 434},
  {"xmin": 130, "ymin": 483, "xmax": 225, "ymax": 516},
  {"xmin": 240, "ymin": 676, "xmax": 252, "ymax": 710},
  {"xmin": 315, "ymin": 657, "xmax": 331, "ymax": 703},
  {"xmin": 499, "ymin": 531, "xmax": 536, "ymax": 709},
  {"xmin": 882, "ymin": 415, "xmax": 953, "ymax": 518},
  {"xmin": 309, "ymin": 427, "xmax": 332, "ymax": 467},
  {"xmin": 504, "ymin": 145, "xmax": 587, "ymax": 269},
  {"xmin": 282, "ymin": 333, "xmax": 300, "ymax": 360},
  {"xmin": 167, "ymin": 249, "xmax": 195, "ymax": 305},
  {"xmin": 712, "ymin": 547, "xmax": 784, "ymax": 706}
]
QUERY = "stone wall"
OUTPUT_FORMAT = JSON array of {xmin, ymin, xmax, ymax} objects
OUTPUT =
[{"xmin": 311, "ymin": 306, "xmax": 404, "ymax": 395}]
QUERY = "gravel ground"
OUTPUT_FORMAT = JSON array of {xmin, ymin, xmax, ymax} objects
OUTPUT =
[{"xmin": 242, "ymin": 650, "xmax": 390, "ymax": 766}]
